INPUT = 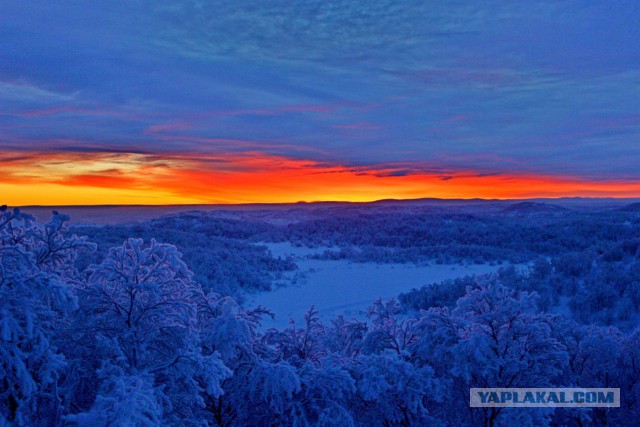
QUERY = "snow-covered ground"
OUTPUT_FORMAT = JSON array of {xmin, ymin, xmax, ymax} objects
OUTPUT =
[{"xmin": 248, "ymin": 243, "xmax": 501, "ymax": 329}]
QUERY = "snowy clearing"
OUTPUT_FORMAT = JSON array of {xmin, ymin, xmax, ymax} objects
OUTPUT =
[{"xmin": 249, "ymin": 244, "xmax": 500, "ymax": 328}]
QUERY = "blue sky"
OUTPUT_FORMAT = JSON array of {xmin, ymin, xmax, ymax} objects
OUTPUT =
[{"xmin": 1, "ymin": 1, "xmax": 640, "ymax": 203}]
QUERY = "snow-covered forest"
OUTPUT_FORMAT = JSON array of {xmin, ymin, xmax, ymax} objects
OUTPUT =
[{"xmin": 3, "ymin": 201, "xmax": 640, "ymax": 426}]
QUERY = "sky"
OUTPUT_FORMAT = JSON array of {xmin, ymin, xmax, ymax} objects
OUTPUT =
[{"xmin": 1, "ymin": 1, "xmax": 639, "ymax": 205}]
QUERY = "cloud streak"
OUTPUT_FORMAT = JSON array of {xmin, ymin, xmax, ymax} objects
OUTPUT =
[{"xmin": 3, "ymin": 150, "xmax": 640, "ymax": 205}]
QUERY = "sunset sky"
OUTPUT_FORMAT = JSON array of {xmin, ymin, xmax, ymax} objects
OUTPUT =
[{"xmin": 1, "ymin": 1, "xmax": 639, "ymax": 205}]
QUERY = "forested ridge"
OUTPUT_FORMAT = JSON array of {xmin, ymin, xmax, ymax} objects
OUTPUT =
[{"xmin": 2, "ymin": 204, "xmax": 640, "ymax": 426}]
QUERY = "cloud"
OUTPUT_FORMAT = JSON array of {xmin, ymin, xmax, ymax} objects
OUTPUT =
[
  {"xmin": 0, "ymin": 79, "xmax": 77, "ymax": 104},
  {"xmin": 333, "ymin": 122, "xmax": 382, "ymax": 131},
  {"xmin": 0, "ymin": 0, "xmax": 639, "ymax": 204},
  {"xmin": 4, "ymin": 149, "xmax": 640, "ymax": 205}
]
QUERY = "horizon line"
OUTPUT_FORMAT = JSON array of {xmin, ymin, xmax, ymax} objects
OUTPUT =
[{"xmin": 10, "ymin": 195, "xmax": 640, "ymax": 208}]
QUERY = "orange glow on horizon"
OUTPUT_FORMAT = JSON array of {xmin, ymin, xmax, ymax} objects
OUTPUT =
[{"xmin": 3, "ymin": 151, "xmax": 640, "ymax": 206}]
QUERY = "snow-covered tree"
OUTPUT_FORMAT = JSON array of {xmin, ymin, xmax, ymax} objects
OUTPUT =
[
  {"xmin": 0, "ymin": 207, "xmax": 94, "ymax": 424},
  {"xmin": 413, "ymin": 285, "xmax": 569, "ymax": 426},
  {"xmin": 361, "ymin": 298, "xmax": 417, "ymax": 355},
  {"xmin": 266, "ymin": 306, "xmax": 327, "ymax": 364},
  {"xmin": 74, "ymin": 238, "xmax": 231, "ymax": 424},
  {"xmin": 349, "ymin": 350, "xmax": 441, "ymax": 426},
  {"xmin": 66, "ymin": 364, "xmax": 164, "ymax": 427},
  {"xmin": 243, "ymin": 360, "xmax": 302, "ymax": 424}
]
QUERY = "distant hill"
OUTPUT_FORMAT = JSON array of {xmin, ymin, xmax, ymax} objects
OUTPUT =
[
  {"xmin": 502, "ymin": 202, "xmax": 569, "ymax": 214},
  {"xmin": 16, "ymin": 197, "xmax": 640, "ymax": 225},
  {"xmin": 616, "ymin": 202, "xmax": 640, "ymax": 212}
]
